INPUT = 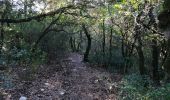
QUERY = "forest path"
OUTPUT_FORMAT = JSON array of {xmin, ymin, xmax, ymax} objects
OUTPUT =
[{"xmin": 10, "ymin": 53, "xmax": 121, "ymax": 100}]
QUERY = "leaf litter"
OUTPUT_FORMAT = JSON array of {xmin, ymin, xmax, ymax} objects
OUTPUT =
[{"xmin": 1, "ymin": 53, "xmax": 122, "ymax": 100}]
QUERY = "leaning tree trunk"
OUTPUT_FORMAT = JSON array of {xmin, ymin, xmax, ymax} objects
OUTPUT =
[{"xmin": 82, "ymin": 24, "xmax": 91, "ymax": 62}]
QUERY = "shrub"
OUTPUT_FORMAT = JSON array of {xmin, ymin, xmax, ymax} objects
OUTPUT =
[{"xmin": 119, "ymin": 74, "xmax": 170, "ymax": 100}]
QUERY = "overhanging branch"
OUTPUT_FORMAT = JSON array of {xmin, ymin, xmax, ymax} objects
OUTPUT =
[
  {"xmin": 33, "ymin": 13, "xmax": 62, "ymax": 49},
  {"xmin": 0, "ymin": 5, "xmax": 81, "ymax": 24}
]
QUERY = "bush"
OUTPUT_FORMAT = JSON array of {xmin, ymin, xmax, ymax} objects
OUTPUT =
[
  {"xmin": 119, "ymin": 74, "xmax": 170, "ymax": 100},
  {"xmin": 89, "ymin": 48, "xmax": 124, "ymax": 70}
]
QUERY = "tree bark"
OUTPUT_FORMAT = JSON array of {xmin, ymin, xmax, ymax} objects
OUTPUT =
[
  {"xmin": 102, "ymin": 19, "xmax": 106, "ymax": 60},
  {"xmin": 136, "ymin": 37, "xmax": 145, "ymax": 75},
  {"xmin": 158, "ymin": 0, "xmax": 170, "ymax": 77},
  {"xmin": 70, "ymin": 37, "xmax": 75, "ymax": 52},
  {"xmin": 0, "ymin": 23, "xmax": 4, "ymax": 55},
  {"xmin": 109, "ymin": 27, "xmax": 113, "ymax": 63},
  {"xmin": 164, "ymin": 39, "xmax": 170, "ymax": 75},
  {"xmin": 82, "ymin": 24, "xmax": 91, "ymax": 62},
  {"xmin": 77, "ymin": 30, "xmax": 83, "ymax": 51},
  {"xmin": 152, "ymin": 39, "xmax": 160, "ymax": 85}
]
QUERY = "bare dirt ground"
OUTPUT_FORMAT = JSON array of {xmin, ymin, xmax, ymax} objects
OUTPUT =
[{"xmin": 1, "ymin": 53, "xmax": 122, "ymax": 100}]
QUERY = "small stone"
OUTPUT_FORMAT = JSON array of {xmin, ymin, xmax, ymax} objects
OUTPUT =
[
  {"xmin": 59, "ymin": 91, "xmax": 65, "ymax": 95},
  {"xmin": 109, "ymin": 86, "xmax": 112, "ymax": 90},
  {"xmin": 19, "ymin": 96, "xmax": 27, "ymax": 100},
  {"xmin": 94, "ymin": 79, "xmax": 99, "ymax": 83},
  {"xmin": 59, "ymin": 89, "xmax": 65, "ymax": 95},
  {"xmin": 45, "ymin": 83, "xmax": 50, "ymax": 86},
  {"xmin": 40, "ymin": 88, "xmax": 45, "ymax": 91}
]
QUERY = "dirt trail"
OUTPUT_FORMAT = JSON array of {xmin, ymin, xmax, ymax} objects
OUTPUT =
[{"xmin": 5, "ymin": 53, "xmax": 121, "ymax": 100}]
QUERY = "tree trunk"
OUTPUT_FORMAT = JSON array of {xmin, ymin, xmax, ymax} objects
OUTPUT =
[
  {"xmin": 158, "ymin": 0, "xmax": 170, "ymax": 79},
  {"xmin": 24, "ymin": 0, "xmax": 28, "ymax": 18},
  {"xmin": 0, "ymin": 23, "xmax": 4, "ymax": 55},
  {"xmin": 82, "ymin": 24, "xmax": 91, "ymax": 62},
  {"xmin": 109, "ymin": 27, "xmax": 113, "ymax": 63},
  {"xmin": 121, "ymin": 34, "xmax": 128, "ymax": 73},
  {"xmin": 70, "ymin": 37, "xmax": 75, "ymax": 52},
  {"xmin": 73, "ymin": 37, "xmax": 76, "ymax": 51},
  {"xmin": 152, "ymin": 39, "xmax": 160, "ymax": 85},
  {"xmin": 77, "ymin": 30, "xmax": 83, "ymax": 51},
  {"xmin": 164, "ymin": 39, "xmax": 170, "ymax": 75},
  {"xmin": 102, "ymin": 19, "xmax": 106, "ymax": 60},
  {"xmin": 136, "ymin": 37, "xmax": 145, "ymax": 75}
]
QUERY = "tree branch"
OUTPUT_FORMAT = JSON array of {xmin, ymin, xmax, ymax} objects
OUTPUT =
[
  {"xmin": 33, "ymin": 13, "xmax": 62, "ymax": 49},
  {"xmin": 0, "ymin": 5, "xmax": 81, "ymax": 23}
]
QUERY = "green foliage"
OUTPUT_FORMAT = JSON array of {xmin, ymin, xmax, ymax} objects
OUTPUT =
[
  {"xmin": 3, "ymin": 37, "xmax": 47, "ymax": 66},
  {"xmin": 89, "ymin": 46, "xmax": 125, "ymax": 71},
  {"xmin": 119, "ymin": 74, "xmax": 170, "ymax": 100},
  {"xmin": 163, "ymin": 0, "xmax": 170, "ymax": 11},
  {"xmin": 0, "ymin": 28, "xmax": 47, "ymax": 83}
]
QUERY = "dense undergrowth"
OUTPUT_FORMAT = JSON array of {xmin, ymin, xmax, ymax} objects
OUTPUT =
[{"xmin": 118, "ymin": 74, "xmax": 170, "ymax": 100}]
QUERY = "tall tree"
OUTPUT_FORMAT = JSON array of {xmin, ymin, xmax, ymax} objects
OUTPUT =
[{"xmin": 158, "ymin": 0, "xmax": 170, "ymax": 78}]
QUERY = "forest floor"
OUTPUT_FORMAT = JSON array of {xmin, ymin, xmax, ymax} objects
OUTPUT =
[{"xmin": 1, "ymin": 53, "xmax": 122, "ymax": 100}]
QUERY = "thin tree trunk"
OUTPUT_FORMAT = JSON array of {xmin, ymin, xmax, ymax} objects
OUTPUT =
[
  {"xmin": 0, "ymin": 23, "xmax": 4, "ymax": 55},
  {"xmin": 102, "ymin": 19, "xmax": 105, "ymax": 60},
  {"xmin": 136, "ymin": 37, "xmax": 145, "ymax": 75},
  {"xmin": 121, "ymin": 37, "xmax": 125, "ymax": 57},
  {"xmin": 0, "ymin": 8, "xmax": 5, "ymax": 56},
  {"xmin": 70, "ymin": 37, "xmax": 75, "ymax": 52},
  {"xmin": 82, "ymin": 24, "xmax": 91, "ymax": 62},
  {"xmin": 109, "ymin": 27, "xmax": 113, "ymax": 63},
  {"xmin": 73, "ymin": 37, "xmax": 76, "ymax": 51},
  {"xmin": 164, "ymin": 39, "xmax": 170, "ymax": 75},
  {"xmin": 152, "ymin": 39, "xmax": 160, "ymax": 85},
  {"xmin": 77, "ymin": 30, "xmax": 83, "ymax": 51},
  {"xmin": 24, "ymin": 0, "xmax": 28, "ymax": 18}
]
